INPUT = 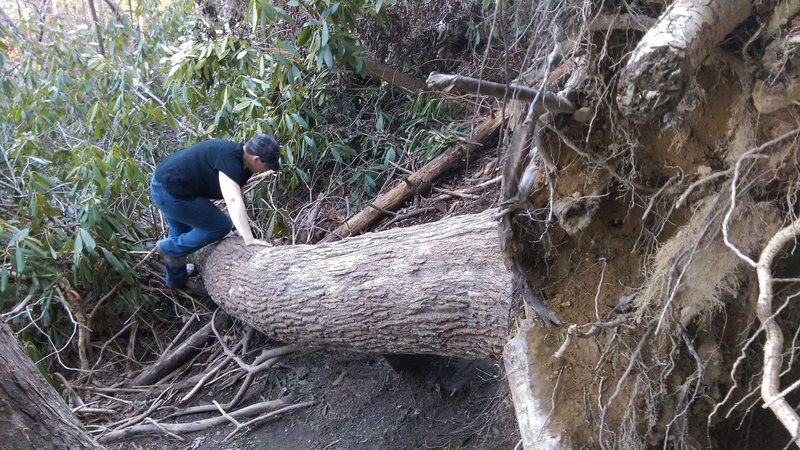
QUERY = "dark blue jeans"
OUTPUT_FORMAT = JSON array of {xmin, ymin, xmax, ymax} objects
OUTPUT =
[{"xmin": 150, "ymin": 174, "xmax": 233, "ymax": 287}]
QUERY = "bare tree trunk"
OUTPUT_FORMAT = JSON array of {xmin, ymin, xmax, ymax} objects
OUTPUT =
[
  {"xmin": 201, "ymin": 211, "xmax": 512, "ymax": 360},
  {"xmin": 0, "ymin": 322, "xmax": 102, "ymax": 450},
  {"xmin": 101, "ymin": 0, "xmax": 120, "ymax": 20},
  {"xmin": 617, "ymin": 0, "xmax": 752, "ymax": 123},
  {"xmin": 85, "ymin": 0, "xmax": 105, "ymax": 56}
]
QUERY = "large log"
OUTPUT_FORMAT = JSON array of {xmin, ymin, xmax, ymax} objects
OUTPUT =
[
  {"xmin": 202, "ymin": 211, "xmax": 512, "ymax": 360},
  {"xmin": 617, "ymin": 0, "xmax": 752, "ymax": 122},
  {"xmin": 0, "ymin": 322, "xmax": 103, "ymax": 450}
]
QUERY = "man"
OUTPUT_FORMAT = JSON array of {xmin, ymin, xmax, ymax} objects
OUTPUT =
[{"xmin": 150, "ymin": 133, "xmax": 280, "ymax": 288}]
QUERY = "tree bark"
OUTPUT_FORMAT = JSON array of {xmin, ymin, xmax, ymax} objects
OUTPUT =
[
  {"xmin": 319, "ymin": 112, "xmax": 504, "ymax": 243},
  {"xmin": 202, "ymin": 211, "xmax": 512, "ymax": 360},
  {"xmin": 363, "ymin": 58, "xmax": 427, "ymax": 94},
  {"xmin": 0, "ymin": 322, "xmax": 103, "ymax": 450},
  {"xmin": 616, "ymin": 0, "xmax": 752, "ymax": 123}
]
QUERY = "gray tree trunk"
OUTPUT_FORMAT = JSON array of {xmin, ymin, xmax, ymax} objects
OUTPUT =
[
  {"xmin": 0, "ymin": 322, "xmax": 102, "ymax": 450},
  {"xmin": 202, "ymin": 211, "xmax": 513, "ymax": 360}
]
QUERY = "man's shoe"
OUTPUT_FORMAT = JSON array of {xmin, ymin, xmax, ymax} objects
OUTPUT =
[
  {"xmin": 155, "ymin": 240, "xmax": 187, "ymax": 267},
  {"xmin": 186, "ymin": 263, "xmax": 199, "ymax": 278}
]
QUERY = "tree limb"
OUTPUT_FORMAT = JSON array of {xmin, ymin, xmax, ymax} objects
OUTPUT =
[
  {"xmin": 426, "ymin": 72, "xmax": 575, "ymax": 115},
  {"xmin": 617, "ymin": 0, "xmax": 752, "ymax": 122},
  {"xmin": 319, "ymin": 111, "xmax": 505, "ymax": 243},
  {"xmin": 362, "ymin": 57, "xmax": 427, "ymax": 94},
  {"xmin": 86, "ymin": 0, "xmax": 106, "ymax": 56},
  {"xmin": 130, "ymin": 312, "xmax": 231, "ymax": 386}
]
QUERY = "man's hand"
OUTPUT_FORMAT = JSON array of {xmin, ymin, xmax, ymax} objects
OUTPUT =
[{"xmin": 244, "ymin": 238, "xmax": 272, "ymax": 247}]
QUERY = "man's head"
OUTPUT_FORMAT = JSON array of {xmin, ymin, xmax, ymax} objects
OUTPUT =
[{"xmin": 244, "ymin": 133, "xmax": 281, "ymax": 173}]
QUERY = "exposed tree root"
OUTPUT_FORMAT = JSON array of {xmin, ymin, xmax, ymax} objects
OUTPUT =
[{"xmin": 756, "ymin": 216, "xmax": 800, "ymax": 446}]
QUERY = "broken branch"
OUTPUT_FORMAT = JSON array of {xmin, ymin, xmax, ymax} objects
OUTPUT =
[{"xmin": 426, "ymin": 72, "xmax": 575, "ymax": 115}]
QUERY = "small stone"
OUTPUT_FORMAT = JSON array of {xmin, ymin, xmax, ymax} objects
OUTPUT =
[{"xmin": 572, "ymin": 107, "xmax": 594, "ymax": 123}]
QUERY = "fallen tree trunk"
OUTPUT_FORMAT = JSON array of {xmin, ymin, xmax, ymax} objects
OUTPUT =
[
  {"xmin": 319, "ymin": 113, "xmax": 504, "ymax": 243},
  {"xmin": 617, "ymin": 0, "xmax": 752, "ymax": 122},
  {"xmin": 202, "ymin": 211, "xmax": 512, "ymax": 360}
]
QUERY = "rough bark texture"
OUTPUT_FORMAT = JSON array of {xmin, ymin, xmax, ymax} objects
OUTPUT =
[
  {"xmin": 617, "ymin": 0, "xmax": 752, "ymax": 122},
  {"xmin": 0, "ymin": 322, "xmax": 103, "ymax": 450},
  {"xmin": 203, "ymin": 211, "xmax": 512, "ymax": 360},
  {"xmin": 319, "ymin": 113, "xmax": 504, "ymax": 243}
]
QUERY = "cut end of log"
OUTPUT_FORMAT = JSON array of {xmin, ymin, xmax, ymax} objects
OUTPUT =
[{"xmin": 617, "ymin": 46, "xmax": 689, "ymax": 123}]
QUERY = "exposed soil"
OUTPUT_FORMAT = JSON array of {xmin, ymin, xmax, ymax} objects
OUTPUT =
[{"xmin": 108, "ymin": 348, "xmax": 519, "ymax": 450}]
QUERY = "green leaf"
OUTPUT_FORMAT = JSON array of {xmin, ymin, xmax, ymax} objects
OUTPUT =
[
  {"xmin": 303, "ymin": 135, "xmax": 316, "ymax": 149},
  {"xmin": 9, "ymin": 228, "xmax": 29, "ymax": 246},
  {"xmin": 250, "ymin": 0, "xmax": 259, "ymax": 33},
  {"xmin": 216, "ymin": 35, "xmax": 230, "ymax": 59},
  {"xmin": 322, "ymin": 45, "xmax": 333, "ymax": 68},
  {"xmin": 0, "ymin": 266, "xmax": 8, "ymax": 295},
  {"xmin": 101, "ymin": 247, "xmax": 128, "ymax": 276},
  {"xmin": 376, "ymin": 0, "xmax": 384, "ymax": 13},
  {"xmin": 14, "ymin": 246, "xmax": 25, "ymax": 273},
  {"xmin": 167, "ymin": 63, "xmax": 182, "ymax": 78},
  {"xmin": 79, "ymin": 228, "xmax": 96, "ymax": 253},
  {"xmin": 233, "ymin": 100, "xmax": 251, "ymax": 112},
  {"xmin": 297, "ymin": 27, "xmax": 312, "ymax": 46},
  {"xmin": 292, "ymin": 113, "xmax": 309, "ymax": 130},
  {"xmin": 283, "ymin": 114, "xmax": 294, "ymax": 132},
  {"xmin": 321, "ymin": 22, "xmax": 329, "ymax": 47},
  {"xmin": 74, "ymin": 232, "xmax": 83, "ymax": 256}
]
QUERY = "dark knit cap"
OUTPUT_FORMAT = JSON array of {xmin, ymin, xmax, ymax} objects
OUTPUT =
[{"xmin": 245, "ymin": 133, "xmax": 281, "ymax": 171}]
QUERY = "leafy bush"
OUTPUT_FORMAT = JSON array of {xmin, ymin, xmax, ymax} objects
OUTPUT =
[{"xmin": 0, "ymin": 0, "xmax": 471, "ymax": 368}]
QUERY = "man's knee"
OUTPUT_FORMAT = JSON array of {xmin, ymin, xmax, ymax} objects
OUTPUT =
[{"xmin": 209, "ymin": 216, "xmax": 233, "ymax": 240}]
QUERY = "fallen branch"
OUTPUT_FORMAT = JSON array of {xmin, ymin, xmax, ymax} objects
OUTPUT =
[
  {"xmin": 363, "ymin": 58, "xmax": 427, "ymax": 94},
  {"xmin": 426, "ymin": 73, "xmax": 575, "ymax": 115},
  {"xmin": 319, "ymin": 112, "xmax": 505, "ymax": 243},
  {"xmin": 130, "ymin": 312, "xmax": 231, "ymax": 386},
  {"xmin": 96, "ymin": 399, "xmax": 290, "ymax": 443},
  {"xmin": 170, "ymin": 318, "xmax": 301, "ymax": 417},
  {"xmin": 220, "ymin": 400, "xmax": 315, "ymax": 442}
]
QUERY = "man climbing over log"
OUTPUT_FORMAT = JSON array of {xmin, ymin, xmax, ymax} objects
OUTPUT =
[{"xmin": 150, "ymin": 134, "xmax": 281, "ymax": 288}]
